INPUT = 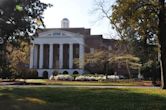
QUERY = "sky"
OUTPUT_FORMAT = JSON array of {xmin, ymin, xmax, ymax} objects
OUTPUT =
[{"xmin": 40, "ymin": 0, "xmax": 117, "ymax": 39}]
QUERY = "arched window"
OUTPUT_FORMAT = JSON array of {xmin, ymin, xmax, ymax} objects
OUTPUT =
[
  {"xmin": 43, "ymin": 71, "xmax": 48, "ymax": 79},
  {"xmin": 63, "ymin": 71, "xmax": 69, "ymax": 74},
  {"xmin": 73, "ymin": 71, "xmax": 79, "ymax": 75}
]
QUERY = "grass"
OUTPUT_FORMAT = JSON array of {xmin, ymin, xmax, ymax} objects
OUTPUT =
[
  {"xmin": 24, "ymin": 79, "xmax": 153, "ymax": 86},
  {"xmin": 0, "ymin": 87, "xmax": 166, "ymax": 110}
]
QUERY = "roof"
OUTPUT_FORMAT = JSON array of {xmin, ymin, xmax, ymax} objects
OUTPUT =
[{"xmin": 37, "ymin": 28, "xmax": 91, "ymax": 37}]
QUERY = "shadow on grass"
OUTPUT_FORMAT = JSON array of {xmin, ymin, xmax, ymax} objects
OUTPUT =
[{"xmin": 0, "ymin": 87, "xmax": 166, "ymax": 110}]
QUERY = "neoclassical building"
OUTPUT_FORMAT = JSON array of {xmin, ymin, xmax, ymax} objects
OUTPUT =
[
  {"xmin": 30, "ymin": 18, "xmax": 120, "ymax": 78},
  {"xmin": 30, "ymin": 18, "xmax": 86, "ymax": 78}
]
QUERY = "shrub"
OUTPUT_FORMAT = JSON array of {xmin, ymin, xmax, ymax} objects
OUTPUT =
[
  {"xmin": 75, "ymin": 76, "xmax": 96, "ymax": 81},
  {"xmin": 53, "ymin": 75, "xmax": 74, "ymax": 81},
  {"xmin": 50, "ymin": 74, "xmax": 106, "ymax": 81},
  {"xmin": 52, "ymin": 71, "xmax": 59, "ymax": 76},
  {"xmin": 27, "ymin": 69, "xmax": 38, "ymax": 79},
  {"xmin": 13, "ymin": 69, "xmax": 38, "ymax": 79},
  {"xmin": 75, "ymin": 75, "xmax": 106, "ymax": 81}
]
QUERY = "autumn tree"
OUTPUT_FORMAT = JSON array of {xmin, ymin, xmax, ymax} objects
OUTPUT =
[
  {"xmin": 94, "ymin": 0, "xmax": 166, "ymax": 88},
  {"xmin": 84, "ymin": 51, "xmax": 109, "ymax": 74},
  {"xmin": 9, "ymin": 42, "xmax": 30, "ymax": 77},
  {"xmin": 109, "ymin": 54, "xmax": 142, "ymax": 79},
  {"xmin": 111, "ymin": 0, "xmax": 166, "ymax": 88}
]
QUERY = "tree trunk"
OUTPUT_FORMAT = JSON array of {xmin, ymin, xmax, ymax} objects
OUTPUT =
[
  {"xmin": 0, "ymin": 39, "xmax": 10, "ymax": 79},
  {"xmin": 158, "ymin": 0, "xmax": 166, "ymax": 89},
  {"xmin": 126, "ymin": 60, "xmax": 131, "ymax": 79}
]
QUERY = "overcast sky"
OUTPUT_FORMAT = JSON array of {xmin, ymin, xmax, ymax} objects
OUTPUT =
[{"xmin": 40, "ymin": 0, "xmax": 117, "ymax": 39}]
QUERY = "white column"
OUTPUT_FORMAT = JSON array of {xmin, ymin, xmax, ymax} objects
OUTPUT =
[
  {"xmin": 39, "ymin": 44, "xmax": 44, "ymax": 69},
  {"xmin": 49, "ymin": 44, "xmax": 53, "ymax": 69},
  {"xmin": 30, "ymin": 44, "xmax": 34, "ymax": 68},
  {"xmin": 59, "ymin": 44, "xmax": 63, "ymax": 69},
  {"xmin": 79, "ymin": 44, "xmax": 84, "ymax": 69},
  {"xmin": 33, "ymin": 45, "xmax": 38, "ymax": 68},
  {"xmin": 69, "ymin": 44, "xmax": 73, "ymax": 69}
]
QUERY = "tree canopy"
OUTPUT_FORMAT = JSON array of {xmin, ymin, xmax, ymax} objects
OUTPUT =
[
  {"xmin": 111, "ymin": 0, "xmax": 159, "ymax": 44},
  {"xmin": 0, "ymin": 0, "xmax": 51, "ymax": 45},
  {"xmin": 111, "ymin": 0, "xmax": 166, "ymax": 88},
  {"xmin": 0, "ymin": 0, "xmax": 51, "ymax": 75},
  {"xmin": 94, "ymin": 0, "xmax": 166, "ymax": 88}
]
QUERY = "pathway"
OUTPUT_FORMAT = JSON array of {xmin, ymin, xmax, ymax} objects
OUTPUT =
[{"xmin": 0, "ymin": 85, "xmax": 160, "ymax": 89}]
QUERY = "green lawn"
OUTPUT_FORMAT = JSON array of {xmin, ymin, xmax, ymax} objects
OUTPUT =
[
  {"xmin": 0, "ymin": 87, "xmax": 166, "ymax": 110},
  {"xmin": 24, "ymin": 79, "xmax": 153, "ymax": 86}
]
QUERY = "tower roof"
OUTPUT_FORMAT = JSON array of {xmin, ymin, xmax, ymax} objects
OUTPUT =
[{"xmin": 61, "ymin": 18, "xmax": 70, "ymax": 28}]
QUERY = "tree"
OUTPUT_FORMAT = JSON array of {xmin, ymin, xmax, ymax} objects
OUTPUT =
[
  {"xmin": 94, "ymin": 0, "xmax": 166, "ymax": 88},
  {"xmin": 109, "ymin": 54, "xmax": 142, "ymax": 79},
  {"xmin": 93, "ymin": 0, "xmax": 158, "ymax": 65},
  {"xmin": 141, "ymin": 60, "xmax": 160, "ymax": 84},
  {"xmin": 9, "ymin": 42, "xmax": 30, "ymax": 76},
  {"xmin": 84, "ymin": 51, "xmax": 109, "ymax": 74},
  {"xmin": 0, "ymin": 0, "xmax": 51, "ymax": 75},
  {"xmin": 111, "ymin": 0, "xmax": 166, "ymax": 88}
]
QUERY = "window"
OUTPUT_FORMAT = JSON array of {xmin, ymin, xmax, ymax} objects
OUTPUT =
[
  {"xmin": 118, "ymin": 62, "xmax": 121, "ymax": 69},
  {"xmin": 90, "ymin": 48, "xmax": 95, "ymax": 54},
  {"xmin": 108, "ymin": 46, "xmax": 112, "ymax": 51},
  {"xmin": 89, "ymin": 59, "xmax": 95, "ymax": 63},
  {"xmin": 76, "ymin": 47, "xmax": 79, "ymax": 55}
]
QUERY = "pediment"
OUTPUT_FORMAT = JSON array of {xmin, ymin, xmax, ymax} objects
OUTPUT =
[{"xmin": 39, "ymin": 29, "xmax": 83, "ymax": 38}]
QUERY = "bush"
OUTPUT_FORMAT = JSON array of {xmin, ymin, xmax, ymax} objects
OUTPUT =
[
  {"xmin": 13, "ymin": 69, "xmax": 38, "ymax": 79},
  {"xmin": 75, "ymin": 75, "xmax": 106, "ymax": 81},
  {"xmin": 52, "ymin": 71, "xmax": 59, "ymax": 76},
  {"xmin": 53, "ymin": 75, "xmax": 74, "ymax": 81},
  {"xmin": 75, "ymin": 76, "xmax": 97, "ymax": 81},
  {"xmin": 0, "ymin": 66, "xmax": 13, "ymax": 79},
  {"xmin": 50, "ymin": 74, "xmax": 106, "ymax": 81},
  {"xmin": 141, "ymin": 61, "xmax": 160, "ymax": 81},
  {"xmin": 27, "ymin": 69, "xmax": 38, "ymax": 79}
]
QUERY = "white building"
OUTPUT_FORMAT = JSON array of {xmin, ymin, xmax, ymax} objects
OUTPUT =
[{"xmin": 30, "ymin": 18, "xmax": 85, "ymax": 78}]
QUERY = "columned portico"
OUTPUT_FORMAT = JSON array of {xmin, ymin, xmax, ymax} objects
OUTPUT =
[{"xmin": 30, "ymin": 30, "xmax": 85, "ymax": 78}]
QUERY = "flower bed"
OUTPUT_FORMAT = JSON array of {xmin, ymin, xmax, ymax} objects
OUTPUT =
[
  {"xmin": 50, "ymin": 74, "xmax": 106, "ymax": 81},
  {"xmin": 50, "ymin": 75, "xmax": 74, "ymax": 81}
]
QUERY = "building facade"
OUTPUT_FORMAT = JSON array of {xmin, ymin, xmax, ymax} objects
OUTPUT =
[
  {"xmin": 30, "ymin": 18, "xmax": 121, "ymax": 78},
  {"xmin": 30, "ymin": 31, "xmax": 85, "ymax": 78}
]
